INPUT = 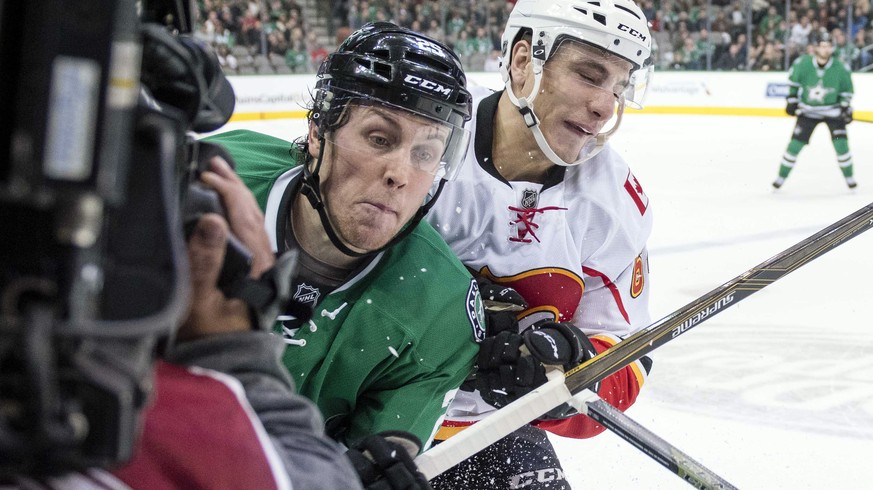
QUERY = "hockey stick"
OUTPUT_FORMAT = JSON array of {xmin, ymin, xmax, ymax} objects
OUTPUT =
[
  {"xmin": 417, "ymin": 200, "xmax": 873, "ymax": 481},
  {"xmin": 584, "ymin": 393, "xmax": 737, "ymax": 489}
]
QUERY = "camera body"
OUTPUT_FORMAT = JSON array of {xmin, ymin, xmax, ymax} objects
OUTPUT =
[{"xmin": 1, "ymin": 0, "xmax": 237, "ymax": 476}]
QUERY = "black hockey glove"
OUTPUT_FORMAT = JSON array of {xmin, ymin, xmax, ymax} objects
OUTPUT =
[
  {"xmin": 346, "ymin": 431, "xmax": 431, "ymax": 490},
  {"xmin": 841, "ymin": 105, "xmax": 853, "ymax": 124},
  {"xmin": 475, "ymin": 322, "xmax": 599, "ymax": 420},
  {"xmin": 460, "ymin": 276, "xmax": 527, "ymax": 391},
  {"xmin": 785, "ymin": 96, "xmax": 798, "ymax": 116}
]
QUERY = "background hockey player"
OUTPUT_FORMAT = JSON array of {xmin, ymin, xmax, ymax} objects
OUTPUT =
[
  {"xmin": 425, "ymin": 0, "xmax": 655, "ymax": 488},
  {"xmin": 773, "ymin": 29, "xmax": 856, "ymax": 190},
  {"xmin": 205, "ymin": 22, "xmax": 481, "ymax": 489}
]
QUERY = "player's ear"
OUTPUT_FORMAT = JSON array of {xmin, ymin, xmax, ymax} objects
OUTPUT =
[
  {"xmin": 509, "ymin": 39, "xmax": 533, "ymax": 94},
  {"xmin": 307, "ymin": 121, "xmax": 321, "ymax": 158}
]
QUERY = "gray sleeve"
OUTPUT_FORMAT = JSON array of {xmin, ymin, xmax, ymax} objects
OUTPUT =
[{"xmin": 165, "ymin": 331, "xmax": 363, "ymax": 490}]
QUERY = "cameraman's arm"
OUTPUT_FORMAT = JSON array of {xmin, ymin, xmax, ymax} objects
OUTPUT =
[{"xmin": 166, "ymin": 168, "xmax": 362, "ymax": 489}]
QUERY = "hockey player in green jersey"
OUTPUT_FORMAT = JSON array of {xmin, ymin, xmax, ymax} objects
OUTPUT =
[
  {"xmin": 206, "ymin": 23, "xmax": 480, "ymax": 489},
  {"xmin": 773, "ymin": 29, "xmax": 856, "ymax": 189}
]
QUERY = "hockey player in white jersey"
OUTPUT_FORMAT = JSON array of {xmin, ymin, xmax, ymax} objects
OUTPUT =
[{"xmin": 426, "ymin": 0, "xmax": 655, "ymax": 488}]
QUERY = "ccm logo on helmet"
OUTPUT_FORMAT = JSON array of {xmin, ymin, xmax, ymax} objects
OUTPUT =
[
  {"xmin": 403, "ymin": 74, "xmax": 452, "ymax": 97},
  {"xmin": 618, "ymin": 23, "xmax": 647, "ymax": 42}
]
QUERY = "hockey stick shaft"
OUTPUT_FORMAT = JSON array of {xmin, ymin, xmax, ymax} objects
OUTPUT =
[
  {"xmin": 416, "ymin": 371, "xmax": 572, "ymax": 480},
  {"xmin": 418, "ymin": 373, "xmax": 737, "ymax": 488},
  {"xmin": 563, "ymin": 200, "xmax": 873, "ymax": 393},
  {"xmin": 417, "ymin": 201, "xmax": 873, "ymax": 479},
  {"xmin": 585, "ymin": 398, "xmax": 737, "ymax": 489}
]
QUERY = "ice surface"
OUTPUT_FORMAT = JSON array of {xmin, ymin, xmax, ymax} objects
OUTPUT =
[{"xmin": 219, "ymin": 112, "xmax": 873, "ymax": 489}]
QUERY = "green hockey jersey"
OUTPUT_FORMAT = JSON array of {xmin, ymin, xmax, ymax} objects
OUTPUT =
[
  {"xmin": 204, "ymin": 130, "xmax": 483, "ymax": 449},
  {"xmin": 788, "ymin": 54, "xmax": 853, "ymax": 119}
]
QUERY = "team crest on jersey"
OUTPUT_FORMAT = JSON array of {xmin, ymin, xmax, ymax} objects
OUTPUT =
[
  {"xmin": 521, "ymin": 189, "xmax": 539, "ymax": 209},
  {"xmin": 623, "ymin": 170, "xmax": 649, "ymax": 215},
  {"xmin": 293, "ymin": 283, "xmax": 320, "ymax": 307},
  {"xmin": 467, "ymin": 279, "xmax": 486, "ymax": 342},
  {"xmin": 479, "ymin": 266, "xmax": 584, "ymax": 327},
  {"xmin": 630, "ymin": 255, "xmax": 645, "ymax": 298}
]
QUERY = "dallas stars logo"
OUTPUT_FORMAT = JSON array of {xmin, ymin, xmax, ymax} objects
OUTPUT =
[{"xmin": 806, "ymin": 81, "xmax": 833, "ymax": 103}]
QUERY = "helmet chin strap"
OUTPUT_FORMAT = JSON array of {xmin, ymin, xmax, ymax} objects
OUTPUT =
[
  {"xmin": 299, "ymin": 136, "xmax": 370, "ymax": 258},
  {"xmin": 503, "ymin": 62, "xmax": 625, "ymax": 167}
]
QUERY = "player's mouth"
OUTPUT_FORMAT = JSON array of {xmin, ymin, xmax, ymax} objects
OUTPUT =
[
  {"xmin": 566, "ymin": 121, "xmax": 594, "ymax": 136},
  {"xmin": 361, "ymin": 201, "xmax": 398, "ymax": 215}
]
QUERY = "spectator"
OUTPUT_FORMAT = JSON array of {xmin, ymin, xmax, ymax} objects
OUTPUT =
[
  {"xmin": 285, "ymin": 38, "xmax": 309, "ymax": 73},
  {"xmin": 715, "ymin": 40, "xmax": 746, "ymax": 70},
  {"xmin": 216, "ymin": 43, "xmax": 239, "ymax": 72},
  {"xmin": 484, "ymin": 48, "xmax": 502, "ymax": 72},
  {"xmin": 239, "ymin": 10, "xmax": 263, "ymax": 48},
  {"xmin": 678, "ymin": 36, "xmax": 703, "ymax": 69},
  {"xmin": 759, "ymin": 6, "xmax": 783, "ymax": 38},
  {"xmin": 833, "ymin": 28, "xmax": 859, "ymax": 67},
  {"xmin": 788, "ymin": 15, "xmax": 813, "ymax": 56},
  {"xmin": 307, "ymin": 31, "xmax": 329, "ymax": 68}
]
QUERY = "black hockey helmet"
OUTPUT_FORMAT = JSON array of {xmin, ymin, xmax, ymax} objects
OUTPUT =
[
  {"xmin": 313, "ymin": 22, "xmax": 471, "ymax": 133},
  {"xmin": 300, "ymin": 22, "xmax": 473, "ymax": 257}
]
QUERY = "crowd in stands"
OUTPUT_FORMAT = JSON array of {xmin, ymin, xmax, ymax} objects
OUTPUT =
[
  {"xmin": 195, "ymin": 0, "xmax": 328, "ymax": 74},
  {"xmin": 644, "ymin": 0, "xmax": 873, "ymax": 71},
  {"xmin": 196, "ymin": 0, "xmax": 873, "ymax": 75}
]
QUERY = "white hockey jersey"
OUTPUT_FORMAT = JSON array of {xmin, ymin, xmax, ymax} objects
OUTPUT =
[{"xmin": 427, "ymin": 89, "xmax": 653, "ymax": 440}]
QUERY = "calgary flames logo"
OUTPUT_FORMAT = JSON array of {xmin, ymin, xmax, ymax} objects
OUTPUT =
[
  {"xmin": 630, "ymin": 255, "xmax": 645, "ymax": 298},
  {"xmin": 479, "ymin": 266, "xmax": 584, "ymax": 324}
]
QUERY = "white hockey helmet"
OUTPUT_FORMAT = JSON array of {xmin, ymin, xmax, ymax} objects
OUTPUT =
[{"xmin": 499, "ymin": 0, "xmax": 654, "ymax": 165}]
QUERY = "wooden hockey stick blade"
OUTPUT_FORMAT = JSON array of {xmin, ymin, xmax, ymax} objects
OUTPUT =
[{"xmin": 417, "ymin": 201, "xmax": 873, "ymax": 479}]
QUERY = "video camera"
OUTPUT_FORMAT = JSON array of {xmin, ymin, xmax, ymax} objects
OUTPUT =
[{"xmin": 0, "ymin": 0, "xmax": 251, "ymax": 477}]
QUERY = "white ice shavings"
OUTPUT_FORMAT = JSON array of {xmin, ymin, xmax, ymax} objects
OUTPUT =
[{"xmin": 321, "ymin": 302, "xmax": 348, "ymax": 320}]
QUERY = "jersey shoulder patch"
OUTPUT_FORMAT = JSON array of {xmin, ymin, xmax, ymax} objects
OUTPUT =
[
  {"xmin": 623, "ymin": 170, "xmax": 649, "ymax": 215},
  {"xmin": 466, "ymin": 278, "xmax": 486, "ymax": 342}
]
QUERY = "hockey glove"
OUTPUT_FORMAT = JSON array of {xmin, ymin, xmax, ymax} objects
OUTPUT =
[
  {"xmin": 841, "ymin": 105, "xmax": 853, "ymax": 124},
  {"xmin": 785, "ymin": 97, "xmax": 799, "ymax": 116},
  {"xmin": 346, "ymin": 431, "xmax": 432, "ymax": 490},
  {"xmin": 460, "ymin": 276, "xmax": 527, "ymax": 391},
  {"xmin": 475, "ymin": 322, "xmax": 599, "ymax": 419}
]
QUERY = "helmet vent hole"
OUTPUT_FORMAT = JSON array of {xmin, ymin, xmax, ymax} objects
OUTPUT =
[
  {"xmin": 573, "ymin": 7, "xmax": 588, "ymax": 15},
  {"xmin": 615, "ymin": 4, "xmax": 642, "ymax": 19},
  {"xmin": 405, "ymin": 51, "xmax": 452, "ymax": 73},
  {"xmin": 593, "ymin": 13, "xmax": 606, "ymax": 25},
  {"xmin": 372, "ymin": 48, "xmax": 391, "ymax": 60},
  {"xmin": 372, "ymin": 61, "xmax": 393, "ymax": 80},
  {"xmin": 587, "ymin": 1, "xmax": 601, "ymax": 5}
]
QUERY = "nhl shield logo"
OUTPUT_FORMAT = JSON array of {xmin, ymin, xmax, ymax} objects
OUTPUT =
[
  {"xmin": 294, "ymin": 283, "xmax": 320, "ymax": 307},
  {"xmin": 521, "ymin": 189, "xmax": 539, "ymax": 209}
]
